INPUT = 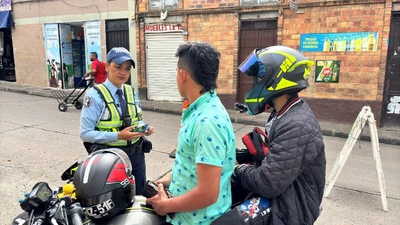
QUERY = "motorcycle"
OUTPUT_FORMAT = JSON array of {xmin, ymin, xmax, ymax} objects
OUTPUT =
[{"xmin": 12, "ymin": 162, "xmax": 165, "ymax": 225}]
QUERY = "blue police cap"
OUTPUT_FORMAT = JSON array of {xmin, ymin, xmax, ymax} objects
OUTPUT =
[{"xmin": 106, "ymin": 47, "xmax": 135, "ymax": 68}]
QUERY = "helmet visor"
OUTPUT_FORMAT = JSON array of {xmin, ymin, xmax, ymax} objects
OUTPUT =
[
  {"xmin": 90, "ymin": 148, "xmax": 133, "ymax": 177},
  {"xmin": 238, "ymin": 49, "xmax": 267, "ymax": 77}
]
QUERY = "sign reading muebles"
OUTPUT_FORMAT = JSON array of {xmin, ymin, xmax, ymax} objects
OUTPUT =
[
  {"xmin": 300, "ymin": 32, "xmax": 378, "ymax": 52},
  {"xmin": 145, "ymin": 24, "xmax": 183, "ymax": 33}
]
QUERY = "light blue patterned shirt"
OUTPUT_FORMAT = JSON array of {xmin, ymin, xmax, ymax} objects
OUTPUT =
[{"xmin": 167, "ymin": 90, "xmax": 236, "ymax": 225}]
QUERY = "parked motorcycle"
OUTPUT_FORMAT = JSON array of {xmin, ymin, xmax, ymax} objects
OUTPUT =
[
  {"xmin": 12, "ymin": 150, "xmax": 166, "ymax": 225},
  {"xmin": 12, "ymin": 182, "xmax": 165, "ymax": 225}
]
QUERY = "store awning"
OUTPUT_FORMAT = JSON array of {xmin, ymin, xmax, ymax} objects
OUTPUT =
[{"xmin": 0, "ymin": 11, "xmax": 14, "ymax": 29}]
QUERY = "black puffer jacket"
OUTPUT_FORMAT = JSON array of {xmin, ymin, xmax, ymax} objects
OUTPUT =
[{"xmin": 235, "ymin": 99, "xmax": 326, "ymax": 225}]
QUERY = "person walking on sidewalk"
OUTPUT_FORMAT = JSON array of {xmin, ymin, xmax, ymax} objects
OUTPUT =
[
  {"xmin": 84, "ymin": 52, "xmax": 107, "ymax": 85},
  {"xmin": 80, "ymin": 47, "xmax": 154, "ymax": 195},
  {"xmin": 215, "ymin": 46, "xmax": 326, "ymax": 225},
  {"xmin": 147, "ymin": 41, "xmax": 236, "ymax": 225}
]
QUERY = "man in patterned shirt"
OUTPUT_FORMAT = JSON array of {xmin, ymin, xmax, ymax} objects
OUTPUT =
[{"xmin": 147, "ymin": 41, "xmax": 236, "ymax": 225}]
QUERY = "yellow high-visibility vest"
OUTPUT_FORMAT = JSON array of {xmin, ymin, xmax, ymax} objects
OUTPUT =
[{"xmin": 94, "ymin": 84, "xmax": 142, "ymax": 146}]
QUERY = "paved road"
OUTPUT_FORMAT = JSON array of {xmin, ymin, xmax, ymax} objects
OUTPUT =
[{"xmin": 0, "ymin": 91, "xmax": 399, "ymax": 224}]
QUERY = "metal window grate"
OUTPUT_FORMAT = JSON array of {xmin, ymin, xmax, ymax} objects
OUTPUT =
[
  {"xmin": 106, "ymin": 19, "xmax": 129, "ymax": 32},
  {"xmin": 241, "ymin": 20, "xmax": 278, "ymax": 29},
  {"xmin": 241, "ymin": 0, "xmax": 280, "ymax": 6},
  {"xmin": 149, "ymin": 0, "xmax": 178, "ymax": 11}
]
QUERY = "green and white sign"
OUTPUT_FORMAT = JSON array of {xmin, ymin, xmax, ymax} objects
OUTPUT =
[{"xmin": 315, "ymin": 60, "xmax": 340, "ymax": 83}]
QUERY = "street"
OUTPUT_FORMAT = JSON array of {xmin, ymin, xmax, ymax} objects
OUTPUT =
[{"xmin": 0, "ymin": 91, "xmax": 399, "ymax": 225}]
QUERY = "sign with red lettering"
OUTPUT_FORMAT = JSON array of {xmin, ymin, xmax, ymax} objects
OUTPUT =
[{"xmin": 145, "ymin": 24, "xmax": 183, "ymax": 33}]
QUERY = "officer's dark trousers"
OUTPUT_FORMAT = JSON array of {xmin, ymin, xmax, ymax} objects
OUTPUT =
[{"xmin": 129, "ymin": 151, "xmax": 146, "ymax": 195}]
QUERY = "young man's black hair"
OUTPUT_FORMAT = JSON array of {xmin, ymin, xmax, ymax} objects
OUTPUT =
[{"xmin": 175, "ymin": 41, "xmax": 221, "ymax": 94}]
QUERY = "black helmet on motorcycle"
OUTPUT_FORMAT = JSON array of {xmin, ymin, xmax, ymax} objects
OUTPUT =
[
  {"xmin": 238, "ymin": 46, "xmax": 314, "ymax": 115},
  {"xmin": 73, "ymin": 148, "xmax": 135, "ymax": 220}
]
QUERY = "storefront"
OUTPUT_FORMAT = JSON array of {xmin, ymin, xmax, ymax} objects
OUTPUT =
[
  {"xmin": 145, "ymin": 23, "xmax": 183, "ymax": 101},
  {"xmin": 43, "ymin": 21, "xmax": 101, "ymax": 89},
  {"xmin": 10, "ymin": 0, "xmax": 137, "ymax": 89},
  {"xmin": 0, "ymin": 5, "xmax": 15, "ymax": 82}
]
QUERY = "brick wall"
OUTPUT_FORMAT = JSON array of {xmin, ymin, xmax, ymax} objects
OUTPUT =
[
  {"xmin": 281, "ymin": 2, "xmax": 387, "ymax": 102},
  {"xmin": 187, "ymin": 13, "xmax": 239, "ymax": 94},
  {"xmin": 184, "ymin": 0, "xmax": 237, "ymax": 9},
  {"xmin": 139, "ymin": 0, "xmax": 239, "ymax": 12},
  {"xmin": 136, "ymin": 20, "xmax": 147, "ymax": 88}
]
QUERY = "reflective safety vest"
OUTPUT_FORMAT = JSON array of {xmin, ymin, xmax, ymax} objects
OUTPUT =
[{"xmin": 94, "ymin": 84, "xmax": 143, "ymax": 146}]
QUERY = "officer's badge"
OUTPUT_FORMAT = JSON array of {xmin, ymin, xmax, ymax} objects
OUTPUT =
[{"xmin": 84, "ymin": 96, "xmax": 92, "ymax": 107}]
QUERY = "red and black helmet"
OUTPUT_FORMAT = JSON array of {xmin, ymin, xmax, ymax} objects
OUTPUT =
[{"xmin": 73, "ymin": 148, "xmax": 135, "ymax": 220}]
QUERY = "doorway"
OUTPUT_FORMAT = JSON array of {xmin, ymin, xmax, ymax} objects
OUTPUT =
[
  {"xmin": 237, "ymin": 20, "xmax": 277, "ymax": 103},
  {"xmin": 0, "ymin": 27, "xmax": 15, "ymax": 82},
  {"xmin": 106, "ymin": 19, "xmax": 130, "ymax": 84},
  {"xmin": 382, "ymin": 12, "xmax": 400, "ymax": 127}
]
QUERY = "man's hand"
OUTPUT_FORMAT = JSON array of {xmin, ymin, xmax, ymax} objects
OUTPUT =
[
  {"xmin": 155, "ymin": 172, "xmax": 171, "ymax": 188},
  {"xmin": 146, "ymin": 183, "xmax": 169, "ymax": 216},
  {"xmin": 118, "ymin": 126, "xmax": 145, "ymax": 140}
]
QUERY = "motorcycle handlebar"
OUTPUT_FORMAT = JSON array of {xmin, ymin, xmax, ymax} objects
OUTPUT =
[
  {"xmin": 68, "ymin": 202, "xmax": 84, "ymax": 225},
  {"xmin": 234, "ymin": 102, "xmax": 248, "ymax": 113}
]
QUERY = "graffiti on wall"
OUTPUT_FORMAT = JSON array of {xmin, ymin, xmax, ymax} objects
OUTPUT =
[{"xmin": 387, "ymin": 96, "xmax": 400, "ymax": 114}]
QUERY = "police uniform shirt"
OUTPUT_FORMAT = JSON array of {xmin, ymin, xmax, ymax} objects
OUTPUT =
[{"xmin": 80, "ymin": 79, "xmax": 143, "ymax": 144}]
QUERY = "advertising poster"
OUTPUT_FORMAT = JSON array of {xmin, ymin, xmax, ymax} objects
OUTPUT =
[
  {"xmin": 85, "ymin": 20, "xmax": 101, "ymax": 72},
  {"xmin": 44, "ymin": 24, "xmax": 62, "ymax": 88},
  {"xmin": 315, "ymin": 60, "xmax": 340, "ymax": 83},
  {"xmin": 0, "ymin": 0, "xmax": 12, "ymax": 11},
  {"xmin": 300, "ymin": 32, "xmax": 378, "ymax": 52},
  {"xmin": 59, "ymin": 24, "xmax": 74, "ymax": 88}
]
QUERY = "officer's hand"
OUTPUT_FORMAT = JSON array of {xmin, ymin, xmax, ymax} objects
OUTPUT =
[
  {"xmin": 143, "ymin": 126, "xmax": 154, "ymax": 136},
  {"xmin": 118, "ymin": 126, "xmax": 144, "ymax": 141}
]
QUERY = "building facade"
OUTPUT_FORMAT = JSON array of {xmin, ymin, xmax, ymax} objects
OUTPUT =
[
  {"xmin": 6, "ymin": 0, "xmax": 138, "ymax": 89},
  {"xmin": 137, "ymin": 0, "xmax": 400, "ymax": 127}
]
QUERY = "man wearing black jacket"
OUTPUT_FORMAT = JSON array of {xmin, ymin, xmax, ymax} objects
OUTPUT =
[{"xmin": 214, "ymin": 46, "xmax": 326, "ymax": 225}]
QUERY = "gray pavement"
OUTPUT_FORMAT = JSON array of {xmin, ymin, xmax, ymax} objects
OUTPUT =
[
  {"xmin": 0, "ymin": 90, "xmax": 399, "ymax": 225},
  {"xmin": 0, "ymin": 80, "xmax": 399, "ymax": 146}
]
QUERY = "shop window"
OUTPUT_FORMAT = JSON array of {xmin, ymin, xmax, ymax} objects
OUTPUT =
[
  {"xmin": 240, "ymin": 0, "xmax": 280, "ymax": 6},
  {"xmin": 149, "ymin": 0, "xmax": 178, "ymax": 11}
]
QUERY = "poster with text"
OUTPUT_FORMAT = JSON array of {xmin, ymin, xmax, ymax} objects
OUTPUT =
[
  {"xmin": 85, "ymin": 20, "xmax": 101, "ymax": 72},
  {"xmin": 44, "ymin": 24, "xmax": 62, "ymax": 88},
  {"xmin": 0, "ymin": 0, "xmax": 12, "ymax": 11},
  {"xmin": 59, "ymin": 24, "xmax": 74, "ymax": 88},
  {"xmin": 315, "ymin": 60, "xmax": 340, "ymax": 83},
  {"xmin": 300, "ymin": 32, "xmax": 378, "ymax": 52}
]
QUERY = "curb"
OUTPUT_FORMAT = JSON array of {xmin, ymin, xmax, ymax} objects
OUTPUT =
[{"xmin": 1, "ymin": 84, "xmax": 398, "ymax": 146}]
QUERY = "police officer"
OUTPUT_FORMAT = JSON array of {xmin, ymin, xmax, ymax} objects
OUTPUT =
[{"xmin": 80, "ymin": 47, "xmax": 154, "ymax": 195}]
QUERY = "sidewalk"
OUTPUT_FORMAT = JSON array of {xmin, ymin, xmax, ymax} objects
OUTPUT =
[{"xmin": 1, "ymin": 80, "xmax": 399, "ymax": 146}]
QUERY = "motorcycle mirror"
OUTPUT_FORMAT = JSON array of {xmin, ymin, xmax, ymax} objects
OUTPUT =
[{"xmin": 61, "ymin": 162, "xmax": 80, "ymax": 181}]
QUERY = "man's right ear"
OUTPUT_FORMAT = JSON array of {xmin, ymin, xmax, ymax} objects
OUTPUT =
[{"xmin": 179, "ymin": 69, "xmax": 190, "ymax": 83}]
